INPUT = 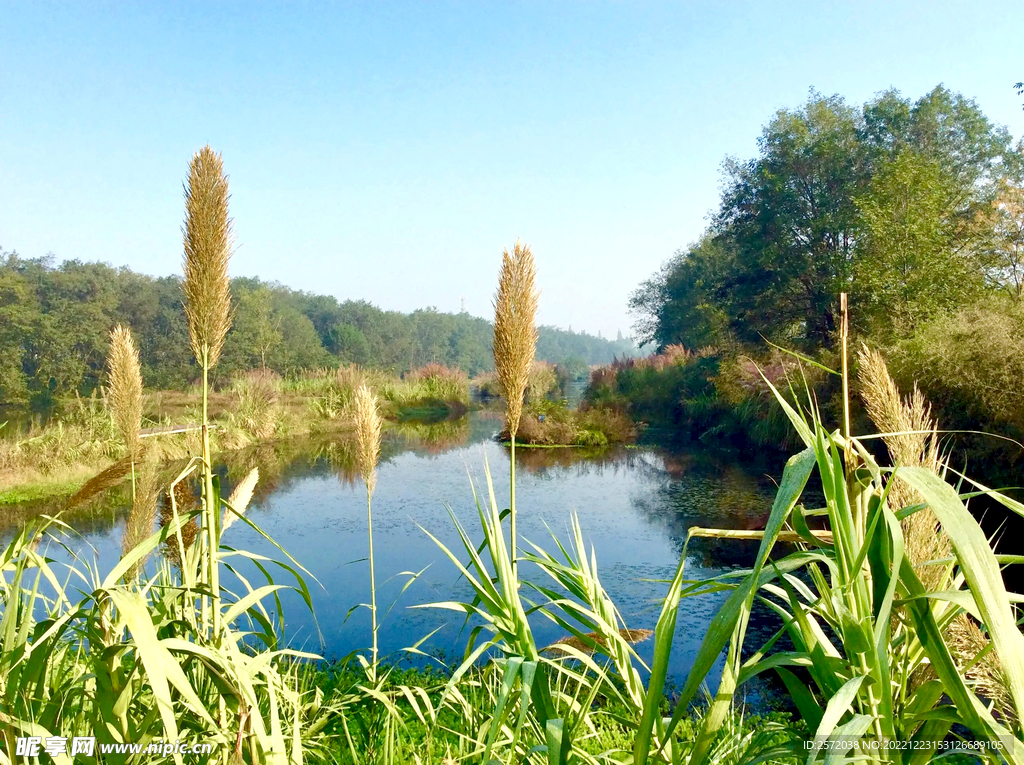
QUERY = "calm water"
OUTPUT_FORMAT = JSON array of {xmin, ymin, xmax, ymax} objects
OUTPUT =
[{"xmin": 28, "ymin": 411, "xmax": 785, "ymax": 686}]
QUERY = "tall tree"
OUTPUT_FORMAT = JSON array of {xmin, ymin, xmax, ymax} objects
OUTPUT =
[
  {"xmin": 986, "ymin": 152, "xmax": 1024, "ymax": 299},
  {"xmin": 854, "ymin": 149, "xmax": 986, "ymax": 334},
  {"xmin": 715, "ymin": 92, "xmax": 865, "ymax": 345}
]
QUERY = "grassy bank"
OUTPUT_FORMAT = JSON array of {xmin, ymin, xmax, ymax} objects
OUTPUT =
[
  {"xmin": 0, "ymin": 363, "xmax": 472, "ymax": 503},
  {"xmin": 298, "ymin": 660, "xmax": 804, "ymax": 764}
]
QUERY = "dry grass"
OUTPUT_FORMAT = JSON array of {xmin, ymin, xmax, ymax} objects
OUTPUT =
[
  {"xmin": 493, "ymin": 239, "xmax": 539, "ymax": 438},
  {"xmin": 182, "ymin": 145, "xmax": 233, "ymax": 368},
  {"xmin": 231, "ymin": 369, "xmax": 281, "ymax": 440}
]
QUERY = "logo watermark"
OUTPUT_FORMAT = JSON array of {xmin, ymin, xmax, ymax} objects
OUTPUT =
[
  {"xmin": 803, "ymin": 736, "xmax": 1007, "ymax": 754},
  {"xmin": 15, "ymin": 736, "xmax": 214, "ymax": 758}
]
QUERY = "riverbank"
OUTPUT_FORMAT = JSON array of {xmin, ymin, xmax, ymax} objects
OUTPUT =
[
  {"xmin": 0, "ymin": 364, "xmax": 472, "ymax": 504},
  {"xmin": 299, "ymin": 659, "xmax": 805, "ymax": 763}
]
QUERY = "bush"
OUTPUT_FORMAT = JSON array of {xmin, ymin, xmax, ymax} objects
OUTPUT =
[
  {"xmin": 230, "ymin": 368, "xmax": 281, "ymax": 439},
  {"xmin": 892, "ymin": 298, "xmax": 1024, "ymax": 431}
]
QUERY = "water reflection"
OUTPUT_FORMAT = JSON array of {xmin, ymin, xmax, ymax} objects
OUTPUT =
[{"xmin": 7, "ymin": 411, "xmax": 786, "ymax": 690}]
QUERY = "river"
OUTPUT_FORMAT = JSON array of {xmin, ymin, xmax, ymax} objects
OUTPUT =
[{"xmin": 20, "ymin": 410, "xmax": 786, "ymax": 690}]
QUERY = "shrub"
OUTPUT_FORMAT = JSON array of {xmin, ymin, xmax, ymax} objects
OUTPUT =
[
  {"xmin": 892, "ymin": 297, "xmax": 1024, "ymax": 430},
  {"xmin": 230, "ymin": 368, "xmax": 281, "ymax": 439},
  {"xmin": 397, "ymin": 363, "xmax": 470, "ymax": 405},
  {"xmin": 527, "ymin": 360, "xmax": 559, "ymax": 401}
]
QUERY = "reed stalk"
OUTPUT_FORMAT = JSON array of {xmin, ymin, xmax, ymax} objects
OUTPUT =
[
  {"xmin": 355, "ymin": 383, "xmax": 383, "ymax": 680},
  {"xmin": 182, "ymin": 145, "xmax": 233, "ymax": 647},
  {"xmin": 493, "ymin": 239, "xmax": 538, "ymax": 578}
]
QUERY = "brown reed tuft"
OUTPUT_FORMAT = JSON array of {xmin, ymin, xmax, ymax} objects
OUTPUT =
[
  {"xmin": 545, "ymin": 628, "xmax": 654, "ymax": 656},
  {"xmin": 858, "ymin": 345, "xmax": 1012, "ymax": 720},
  {"xmin": 107, "ymin": 325, "xmax": 143, "ymax": 460},
  {"xmin": 159, "ymin": 479, "xmax": 200, "ymax": 569},
  {"xmin": 222, "ymin": 467, "xmax": 260, "ymax": 533},
  {"xmin": 354, "ymin": 384, "xmax": 382, "ymax": 496},
  {"xmin": 857, "ymin": 345, "xmax": 944, "ymax": 578},
  {"xmin": 182, "ymin": 145, "xmax": 233, "ymax": 369},
  {"xmin": 493, "ymin": 239, "xmax": 539, "ymax": 439}
]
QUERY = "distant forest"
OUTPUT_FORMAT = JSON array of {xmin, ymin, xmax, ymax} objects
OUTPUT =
[{"xmin": 0, "ymin": 254, "xmax": 637, "ymax": 407}]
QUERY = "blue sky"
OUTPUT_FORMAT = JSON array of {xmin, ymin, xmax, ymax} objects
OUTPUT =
[{"xmin": 2, "ymin": 1, "xmax": 1021, "ymax": 339}]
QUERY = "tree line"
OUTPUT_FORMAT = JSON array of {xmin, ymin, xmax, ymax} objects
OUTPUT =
[
  {"xmin": 631, "ymin": 85, "xmax": 1024, "ymax": 351},
  {"xmin": 0, "ymin": 255, "xmax": 636, "ymax": 409}
]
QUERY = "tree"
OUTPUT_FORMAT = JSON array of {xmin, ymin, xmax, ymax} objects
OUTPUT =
[
  {"xmin": 715, "ymin": 92, "xmax": 865, "ymax": 345},
  {"xmin": 231, "ymin": 286, "xmax": 282, "ymax": 369},
  {"xmin": 327, "ymin": 322, "xmax": 371, "ymax": 365},
  {"xmin": 986, "ymin": 163, "xmax": 1024, "ymax": 299},
  {"xmin": 629, "ymin": 236, "xmax": 735, "ymax": 349},
  {"xmin": 854, "ymin": 149, "xmax": 986, "ymax": 334},
  {"xmin": 267, "ymin": 307, "xmax": 332, "ymax": 373}
]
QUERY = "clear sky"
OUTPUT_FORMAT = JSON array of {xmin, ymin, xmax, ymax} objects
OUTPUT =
[{"xmin": 2, "ymin": 1, "xmax": 1021, "ymax": 339}]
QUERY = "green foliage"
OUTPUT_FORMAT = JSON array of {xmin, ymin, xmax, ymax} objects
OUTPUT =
[
  {"xmin": 634, "ymin": 377, "xmax": 1024, "ymax": 764},
  {"xmin": 891, "ymin": 296, "xmax": 1024, "ymax": 431},
  {"xmin": 0, "ymin": 257, "xmax": 635, "ymax": 407},
  {"xmin": 632, "ymin": 85, "xmax": 1014, "ymax": 351},
  {"xmin": 854, "ymin": 149, "xmax": 988, "ymax": 335},
  {"xmin": 585, "ymin": 350, "xmax": 811, "ymax": 452}
]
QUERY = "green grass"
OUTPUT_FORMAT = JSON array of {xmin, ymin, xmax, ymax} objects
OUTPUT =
[
  {"xmin": 0, "ymin": 478, "xmax": 86, "ymax": 505},
  {"xmin": 298, "ymin": 660, "xmax": 804, "ymax": 764}
]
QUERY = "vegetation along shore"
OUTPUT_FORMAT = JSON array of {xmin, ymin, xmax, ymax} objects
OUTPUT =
[{"xmin": 3, "ymin": 79, "xmax": 1024, "ymax": 763}]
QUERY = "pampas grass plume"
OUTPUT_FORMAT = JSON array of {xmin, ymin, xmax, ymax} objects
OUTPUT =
[
  {"xmin": 182, "ymin": 145, "xmax": 233, "ymax": 368},
  {"xmin": 493, "ymin": 239, "xmax": 539, "ymax": 438},
  {"xmin": 354, "ymin": 384, "xmax": 382, "ymax": 496},
  {"xmin": 108, "ymin": 324, "xmax": 143, "ymax": 459}
]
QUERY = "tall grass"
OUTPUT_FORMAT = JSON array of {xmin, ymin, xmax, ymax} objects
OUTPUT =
[
  {"xmin": 354, "ymin": 384, "xmax": 382, "ymax": 680},
  {"xmin": 0, "ymin": 147, "xmax": 333, "ymax": 763},
  {"xmin": 627, "ymin": 331, "xmax": 1024, "ymax": 763}
]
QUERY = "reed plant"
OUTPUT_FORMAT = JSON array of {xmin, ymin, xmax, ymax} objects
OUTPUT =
[
  {"xmin": 623, "ymin": 336, "xmax": 1024, "ymax": 763},
  {"xmin": 231, "ymin": 368, "xmax": 282, "ymax": 440},
  {"xmin": 493, "ymin": 239, "xmax": 539, "ymax": 578},
  {"xmin": 354, "ymin": 384, "xmax": 382, "ymax": 679},
  {"xmin": 108, "ymin": 324, "xmax": 144, "ymax": 462}
]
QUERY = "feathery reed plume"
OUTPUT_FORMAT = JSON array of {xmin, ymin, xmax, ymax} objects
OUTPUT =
[
  {"xmin": 222, "ymin": 467, "xmax": 259, "ymax": 533},
  {"xmin": 354, "ymin": 384, "xmax": 382, "ymax": 497},
  {"xmin": 182, "ymin": 145, "xmax": 233, "ymax": 642},
  {"xmin": 182, "ymin": 145, "xmax": 233, "ymax": 371},
  {"xmin": 107, "ymin": 325, "xmax": 143, "ymax": 460},
  {"xmin": 858, "ymin": 345, "xmax": 1011, "ymax": 721},
  {"xmin": 493, "ymin": 239, "xmax": 539, "ymax": 440},
  {"xmin": 160, "ymin": 479, "xmax": 200, "ymax": 569},
  {"xmin": 353, "ymin": 383, "xmax": 382, "ymax": 678},
  {"xmin": 121, "ymin": 460, "xmax": 160, "ymax": 582},
  {"xmin": 857, "ymin": 345, "xmax": 944, "ymax": 576},
  {"xmin": 493, "ymin": 239, "xmax": 539, "ymax": 580}
]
